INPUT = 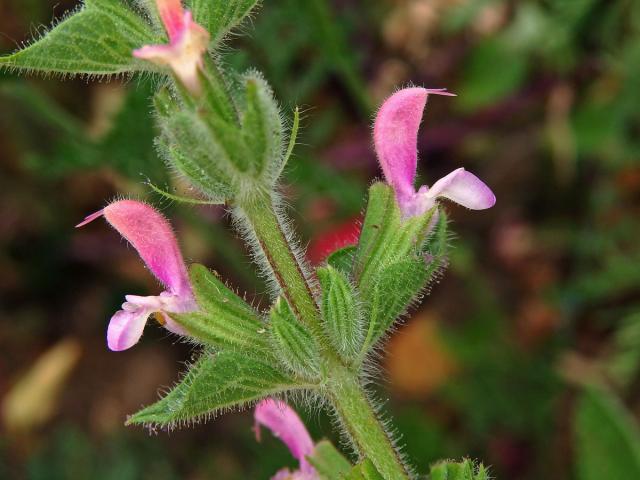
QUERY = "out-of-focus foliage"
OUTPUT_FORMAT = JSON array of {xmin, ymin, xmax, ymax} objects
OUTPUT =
[{"xmin": 1, "ymin": 0, "xmax": 639, "ymax": 479}]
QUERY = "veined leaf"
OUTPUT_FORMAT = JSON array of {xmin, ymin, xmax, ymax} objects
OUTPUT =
[
  {"xmin": 270, "ymin": 298, "xmax": 321, "ymax": 380},
  {"xmin": 356, "ymin": 197, "xmax": 449, "ymax": 355},
  {"xmin": 308, "ymin": 440, "xmax": 352, "ymax": 479},
  {"xmin": 0, "ymin": 0, "xmax": 157, "ymax": 76},
  {"xmin": 127, "ymin": 350, "xmax": 299, "ymax": 427},
  {"xmin": 318, "ymin": 266, "xmax": 363, "ymax": 361},
  {"xmin": 575, "ymin": 387, "xmax": 640, "ymax": 480},
  {"xmin": 326, "ymin": 245, "xmax": 357, "ymax": 276},
  {"xmin": 241, "ymin": 72, "xmax": 284, "ymax": 180},
  {"xmin": 189, "ymin": 0, "xmax": 260, "ymax": 47},
  {"xmin": 174, "ymin": 264, "xmax": 270, "ymax": 353},
  {"xmin": 354, "ymin": 183, "xmax": 435, "ymax": 293},
  {"xmin": 361, "ymin": 256, "xmax": 432, "ymax": 353}
]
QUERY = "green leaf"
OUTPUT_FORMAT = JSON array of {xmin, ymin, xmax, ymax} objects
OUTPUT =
[
  {"xmin": 127, "ymin": 350, "xmax": 299, "ymax": 427},
  {"xmin": 429, "ymin": 459, "xmax": 489, "ymax": 480},
  {"xmin": 606, "ymin": 313, "xmax": 640, "ymax": 388},
  {"xmin": 0, "ymin": 0, "xmax": 157, "ymax": 75},
  {"xmin": 317, "ymin": 266, "xmax": 363, "ymax": 361},
  {"xmin": 354, "ymin": 183, "xmax": 435, "ymax": 293},
  {"xmin": 361, "ymin": 256, "xmax": 432, "ymax": 353},
  {"xmin": 574, "ymin": 387, "xmax": 640, "ymax": 480},
  {"xmin": 269, "ymin": 298, "xmax": 321, "ymax": 380},
  {"xmin": 158, "ymin": 108, "xmax": 237, "ymax": 200},
  {"xmin": 241, "ymin": 72, "xmax": 284, "ymax": 180},
  {"xmin": 326, "ymin": 245, "xmax": 357, "ymax": 275},
  {"xmin": 189, "ymin": 0, "xmax": 260, "ymax": 47},
  {"xmin": 174, "ymin": 264, "xmax": 270, "ymax": 353},
  {"xmin": 308, "ymin": 440, "xmax": 352, "ymax": 479},
  {"xmin": 344, "ymin": 459, "xmax": 385, "ymax": 480},
  {"xmin": 354, "ymin": 189, "xmax": 449, "ymax": 354}
]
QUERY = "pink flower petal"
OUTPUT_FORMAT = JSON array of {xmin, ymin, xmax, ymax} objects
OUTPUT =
[
  {"xmin": 102, "ymin": 200, "xmax": 192, "ymax": 296},
  {"xmin": 373, "ymin": 87, "xmax": 456, "ymax": 203},
  {"xmin": 156, "ymin": 0, "xmax": 185, "ymax": 43},
  {"xmin": 133, "ymin": 4, "xmax": 209, "ymax": 94},
  {"xmin": 255, "ymin": 399, "xmax": 316, "ymax": 475},
  {"xmin": 107, "ymin": 308, "xmax": 151, "ymax": 351},
  {"xmin": 427, "ymin": 168, "xmax": 496, "ymax": 210}
]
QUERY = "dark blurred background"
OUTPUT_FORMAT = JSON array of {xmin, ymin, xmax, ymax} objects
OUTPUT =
[{"xmin": 1, "ymin": 1, "xmax": 640, "ymax": 479}]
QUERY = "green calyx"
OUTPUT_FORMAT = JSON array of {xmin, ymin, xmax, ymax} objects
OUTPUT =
[{"xmin": 154, "ymin": 61, "xmax": 291, "ymax": 204}]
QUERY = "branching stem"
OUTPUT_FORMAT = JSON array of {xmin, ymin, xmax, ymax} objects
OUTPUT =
[{"xmin": 239, "ymin": 192, "xmax": 411, "ymax": 480}]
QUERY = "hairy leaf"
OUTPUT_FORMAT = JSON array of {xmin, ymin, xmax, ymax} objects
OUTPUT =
[
  {"xmin": 318, "ymin": 266, "xmax": 363, "ymax": 361},
  {"xmin": 361, "ymin": 256, "xmax": 433, "ymax": 353},
  {"xmin": 241, "ymin": 72, "xmax": 284, "ymax": 180},
  {"xmin": 429, "ymin": 459, "xmax": 489, "ymax": 480},
  {"xmin": 575, "ymin": 387, "xmax": 640, "ymax": 480},
  {"xmin": 270, "ymin": 298, "xmax": 321, "ymax": 380},
  {"xmin": 326, "ymin": 245, "xmax": 357, "ymax": 275},
  {"xmin": 157, "ymin": 108, "xmax": 239, "ymax": 200},
  {"xmin": 354, "ymin": 183, "xmax": 435, "ymax": 293},
  {"xmin": 308, "ymin": 440, "xmax": 352, "ymax": 479},
  {"xmin": 174, "ymin": 264, "xmax": 270, "ymax": 353},
  {"xmin": 127, "ymin": 350, "xmax": 299, "ymax": 427},
  {"xmin": 189, "ymin": 0, "xmax": 260, "ymax": 47},
  {"xmin": 0, "ymin": 0, "xmax": 157, "ymax": 75}
]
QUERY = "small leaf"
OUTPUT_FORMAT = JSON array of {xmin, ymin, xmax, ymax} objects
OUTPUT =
[
  {"xmin": 354, "ymin": 183, "xmax": 435, "ymax": 293},
  {"xmin": 574, "ymin": 387, "xmax": 640, "ymax": 480},
  {"xmin": 157, "ymin": 108, "xmax": 238, "ymax": 199},
  {"xmin": 361, "ymin": 256, "xmax": 433, "ymax": 353},
  {"xmin": 344, "ymin": 459, "xmax": 385, "ymax": 480},
  {"xmin": 326, "ymin": 245, "xmax": 357, "ymax": 275},
  {"xmin": 0, "ymin": 0, "xmax": 157, "ymax": 76},
  {"xmin": 308, "ymin": 440, "xmax": 352, "ymax": 479},
  {"xmin": 189, "ymin": 0, "xmax": 260, "ymax": 47},
  {"xmin": 429, "ymin": 459, "xmax": 489, "ymax": 480},
  {"xmin": 270, "ymin": 298, "xmax": 321, "ymax": 380},
  {"xmin": 241, "ymin": 72, "xmax": 284, "ymax": 180},
  {"xmin": 317, "ymin": 266, "xmax": 363, "ymax": 361},
  {"xmin": 127, "ymin": 350, "xmax": 298, "ymax": 427},
  {"xmin": 174, "ymin": 264, "xmax": 270, "ymax": 353}
]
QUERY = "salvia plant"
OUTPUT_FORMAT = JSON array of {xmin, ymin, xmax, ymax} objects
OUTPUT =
[{"xmin": 1, "ymin": 1, "xmax": 496, "ymax": 478}]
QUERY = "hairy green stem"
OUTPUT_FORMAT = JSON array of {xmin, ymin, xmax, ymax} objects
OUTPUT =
[
  {"xmin": 239, "ymin": 192, "xmax": 321, "ymax": 332},
  {"xmin": 330, "ymin": 365, "xmax": 411, "ymax": 480}
]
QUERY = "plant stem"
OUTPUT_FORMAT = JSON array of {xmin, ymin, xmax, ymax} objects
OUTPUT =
[
  {"xmin": 240, "ymin": 193, "xmax": 409, "ymax": 479},
  {"xmin": 238, "ymin": 192, "xmax": 321, "ymax": 332},
  {"xmin": 330, "ymin": 365, "xmax": 411, "ymax": 480}
]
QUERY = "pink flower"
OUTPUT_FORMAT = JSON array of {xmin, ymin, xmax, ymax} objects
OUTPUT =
[
  {"xmin": 76, "ymin": 200, "xmax": 196, "ymax": 351},
  {"xmin": 374, "ymin": 87, "xmax": 496, "ymax": 218},
  {"xmin": 133, "ymin": 0, "xmax": 210, "ymax": 94},
  {"xmin": 254, "ymin": 399, "xmax": 318, "ymax": 480}
]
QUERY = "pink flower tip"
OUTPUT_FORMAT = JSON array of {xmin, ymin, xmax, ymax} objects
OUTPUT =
[
  {"xmin": 75, "ymin": 210, "xmax": 104, "ymax": 228},
  {"xmin": 254, "ymin": 399, "xmax": 317, "ymax": 479},
  {"xmin": 373, "ymin": 87, "xmax": 495, "ymax": 218}
]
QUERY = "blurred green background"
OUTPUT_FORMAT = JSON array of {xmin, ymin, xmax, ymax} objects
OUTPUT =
[{"xmin": 1, "ymin": 0, "xmax": 640, "ymax": 478}]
